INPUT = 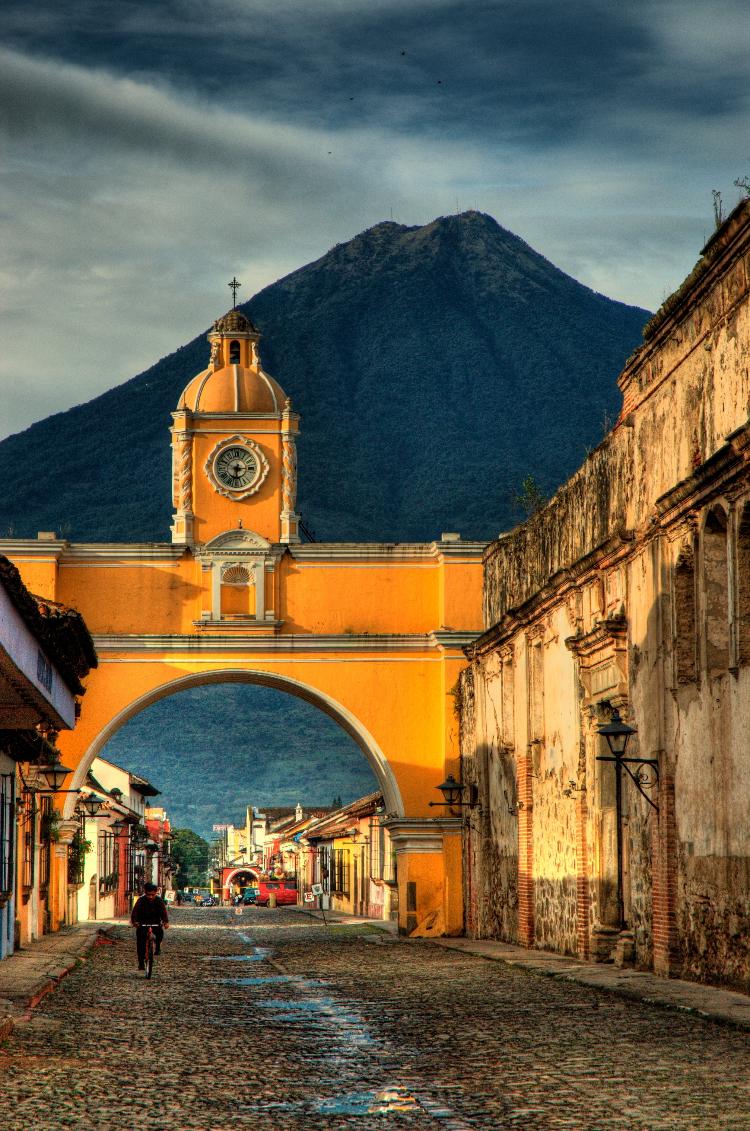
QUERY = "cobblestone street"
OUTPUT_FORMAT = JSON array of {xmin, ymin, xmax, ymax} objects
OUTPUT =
[{"xmin": 3, "ymin": 908, "xmax": 750, "ymax": 1130}]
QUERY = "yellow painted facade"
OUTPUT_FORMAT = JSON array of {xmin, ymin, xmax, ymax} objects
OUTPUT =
[{"xmin": 2, "ymin": 309, "xmax": 485, "ymax": 935}]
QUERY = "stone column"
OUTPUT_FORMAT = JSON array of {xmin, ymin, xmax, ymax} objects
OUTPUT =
[
  {"xmin": 280, "ymin": 400, "xmax": 300, "ymax": 544},
  {"xmin": 53, "ymin": 819, "xmax": 80, "ymax": 930},
  {"xmin": 170, "ymin": 415, "xmax": 195, "ymax": 545},
  {"xmin": 384, "ymin": 817, "xmax": 462, "ymax": 936}
]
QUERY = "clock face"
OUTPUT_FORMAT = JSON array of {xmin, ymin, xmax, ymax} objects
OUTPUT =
[
  {"xmin": 214, "ymin": 445, "xmax": 258, "ymax": 491},
  {"xmin": 205, "ymin": 435, "xmax": 268, "ymax": 499}
]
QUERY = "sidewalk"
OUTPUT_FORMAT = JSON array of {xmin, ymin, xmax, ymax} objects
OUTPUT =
[
  {"xmin": 0, "ymin": 922, "xmax": 112, "ymax": 1038},
  {"xmin": 295, "ymin": 906, "xmax": 750, "ymax": 1031},
  {"xmin": 431, "ymin": 937, "xmax": 750, "ymax": 1032},
  {"xmin": 292, "ymin": 905, "xmax": 399, "ymax": 935}
]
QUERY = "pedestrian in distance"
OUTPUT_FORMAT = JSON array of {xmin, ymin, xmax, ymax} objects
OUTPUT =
[{"xmin": 131, "ymin": 883, "xmax": 169, "ymax": 970}]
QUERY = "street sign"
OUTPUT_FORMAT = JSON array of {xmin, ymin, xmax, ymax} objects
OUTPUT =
[
  {"xmin": 311, "ymin": 883, "xmax": 323, "ymax": 896},
  {"xmin": 304, "ymin": 892, "xmax": 314, "ymax": 903}
]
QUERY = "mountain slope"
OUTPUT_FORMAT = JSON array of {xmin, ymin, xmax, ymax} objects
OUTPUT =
[
  {"xmin": 0, "ymin": 212, "xmax": 649, "ymax": 543},
  {"xmin": 102, "ymin": 684, "xmax": 378, "ymax": 840}
]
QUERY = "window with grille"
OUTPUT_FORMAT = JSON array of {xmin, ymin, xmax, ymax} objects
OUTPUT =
[
  {"xmin": 98, "ymin": 831, "xmax": 118, "ymax": 893},
  {"xmin": 332, "ymin": 849, "xmax": 350, "ymax": 896},
  {"xmin": 67, "ymin": 812, "xmax": 87, "ymax": 886},
  {"xmin": 370, "ymin": 818, "xmax": 382, "ymax": 881},
  {"xmin": 125, "ymin": 839, "xmax": 135, "ymax": 893},
  {"xmin": 0, "ymin": 773, "xmax": 14, "ymax": 894},
  {"xmin": 38, "ymin": 794, "xmax": 52, "ymax": 892},
  {"xmin": 21, "ymin": 792, "xmax": 35, "ymax": 891}
]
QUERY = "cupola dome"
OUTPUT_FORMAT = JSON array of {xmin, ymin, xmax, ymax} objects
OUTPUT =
[{"xmin": 177, "ymin": 309, "xmax": 288, "ymax": 414}]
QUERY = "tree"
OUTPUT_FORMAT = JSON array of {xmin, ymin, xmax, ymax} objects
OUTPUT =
[
  {"xmin": 171, "ymin": 827, "xmax": 209, "ymax": 889},
  {"xmin": 513, "ymin": 474, "xmax": 546, "ymax": 519}
]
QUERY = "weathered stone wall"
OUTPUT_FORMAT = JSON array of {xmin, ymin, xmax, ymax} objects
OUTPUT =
[
  {"xmin": 460, "ymin": 662, "xmax": 519, "ymax": 942},
  {"xmin": 484, "ymin": 199, "xmax": 750, "ymax": 629},
  {"xmin": 483, "ymin": 433, "xmax": 631, "ymax": 629},
  {"xmin": 464, "ymin": 200, "xmax": 750, "ymax": 984}
]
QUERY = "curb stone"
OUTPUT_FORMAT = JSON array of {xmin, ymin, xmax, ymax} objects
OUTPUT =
[{"xmin": 0, "ymin": 924, "xmax": 114, "ymax": 1037}]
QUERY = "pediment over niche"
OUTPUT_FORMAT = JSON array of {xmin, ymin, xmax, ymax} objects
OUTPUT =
[{"xmin": 202, "ymin": 529, "xmax": 272, "ymax": 553}]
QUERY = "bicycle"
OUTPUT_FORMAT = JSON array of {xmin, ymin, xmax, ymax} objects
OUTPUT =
[{"xmin": 138, "ymin": 923, "xmax": 162, "ymax": 979}]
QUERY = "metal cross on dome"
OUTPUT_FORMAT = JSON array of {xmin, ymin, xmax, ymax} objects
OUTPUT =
[{"xmin": 227, "ymin": 276, "xmax": 242, "ymax": 308}]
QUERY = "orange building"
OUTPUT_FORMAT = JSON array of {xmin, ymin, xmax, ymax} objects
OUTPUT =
[{"xmin": 3, "ymin": 308, "xmax": 485, "ymax": 936}]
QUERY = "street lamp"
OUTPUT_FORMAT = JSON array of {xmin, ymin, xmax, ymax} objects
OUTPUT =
[
  {"xmin": 35, "ymin": 748, "xmax": 75, "ymax": 793},
  {"xmin": 596, "ymin": 707, "xmax": 659, "ymax": 809},
  {"xmin": 597, "ymin": 709, "xmax": 636, "ymax": 758},
  {"xmin": 110, "ymin": 817, "xmax": 130, "ymax": 837},
  {"xmin": 78, "ymin": 793, "xmax": 106, "ymax": 819},
  {"xmin": 596, "ymin": 706, "xmax": 660, "ymax": 933},
  {"xmin": 429, "ymin": 774, "xmax": 478, "ymax": 810}
]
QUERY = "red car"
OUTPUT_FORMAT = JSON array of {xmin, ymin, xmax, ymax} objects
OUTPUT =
[{"xmin": 254, "ymin": 881, "xmax": 298, "ymax": 906}]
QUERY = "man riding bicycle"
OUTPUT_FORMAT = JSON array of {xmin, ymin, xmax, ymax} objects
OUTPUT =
[{"xmin": 131, "ymin": 883, "xmax": 169, "ymax": 970}]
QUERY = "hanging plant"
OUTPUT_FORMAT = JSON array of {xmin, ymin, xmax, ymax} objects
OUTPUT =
[{"xmin": 41, "ymin": 809, "xmax": 62, "ymax": 843}]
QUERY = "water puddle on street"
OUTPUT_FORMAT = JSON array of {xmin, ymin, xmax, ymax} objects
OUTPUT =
[
  {"xmin": 223, "ymin": 928, "xmax": 465, "ymax": 1124},
  {"xmin": 211, "ymin": 975, "xmax": 319, "ymax": 987},
  {"xmin": 200, "ymin": 954, "xmax": 261, "ymax": 962},
  {"xmin": 208, "ymin": 944, "xmax": 274, "ymax": 961},
  {"xmin": 314, "ymin": 1087, "xmax": 420, "ymax": 1115}
]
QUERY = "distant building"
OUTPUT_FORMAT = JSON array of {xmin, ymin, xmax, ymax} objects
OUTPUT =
[
  {"xmin": 214, "ymin": 803, "xmax": 332, "ymax": 901},
  {"xmin": 145, "ymin": 807, "xmax": 174, "ymax": 894},
  {"xmin": 303, "ymin": 793, "xmax": 397, "ymax": 921},
  {"xmin": 76, "ymin": 756, "xmax": 164, "ymax": 921}
]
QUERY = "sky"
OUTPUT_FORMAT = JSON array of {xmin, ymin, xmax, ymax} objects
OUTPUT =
[{"xmin": 1, "ymin": 0, "xmax": 748, "ymax": 440}]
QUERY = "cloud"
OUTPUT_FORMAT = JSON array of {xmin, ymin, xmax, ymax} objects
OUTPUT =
[
  {"xmin": 0, "ymin": 2, "xmax": 748, "ymax": 439},
  {"xmin": 4, "ymin": 0, "xmax": 742, "ymax": 143}
]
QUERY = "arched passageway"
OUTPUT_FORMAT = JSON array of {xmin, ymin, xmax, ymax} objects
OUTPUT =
[{"xmin": 63, "ymin": 669, "xmax": 404, "ymax": 820}]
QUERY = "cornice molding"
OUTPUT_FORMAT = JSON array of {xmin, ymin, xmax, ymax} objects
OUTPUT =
[
  {"xmin": 290, "ymin": 541, "xmax": 487, "ymax": 563},
  {"xmin": 655, "ymin": 426, "xmax": 750, "ymax": 528},
  {"xmin": 1, "ymin": 539, "xmax": 487, "ymax": 566},
  {"xmin": 564, "ymin": 616, "xmax": 628, "ymax": 660},
  {"xmin": 382, "ymin": 816, "xmax": 462, "ymax": 853},
  {"xmin": 91, "ymin": 630, "xmax": 478, "ymax": 654},
  {"xmin": 468, "ymin": 532, "xmax": 633, "ymax": 659}
]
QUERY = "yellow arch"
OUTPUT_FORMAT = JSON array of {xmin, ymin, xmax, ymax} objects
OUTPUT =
[{"xmin": 63, "ymin": 668, "xmax": 405, "ymax": 819}]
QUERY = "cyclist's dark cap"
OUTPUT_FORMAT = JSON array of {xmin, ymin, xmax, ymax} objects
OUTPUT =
[{"xmin": 143, "ymin": 883, "xmax": 158, "ymax": 892}]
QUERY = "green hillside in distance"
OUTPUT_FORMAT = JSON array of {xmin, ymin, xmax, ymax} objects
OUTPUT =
[
  {"xmin": 101, "ymin": 684, "xmax": 378, "ymax": 839},
  {"xmin": 0, "ymin": 211, "xmax": 649, "ymax": 544}
]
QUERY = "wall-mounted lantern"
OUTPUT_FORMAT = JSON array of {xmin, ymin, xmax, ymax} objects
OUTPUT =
[
  {"xmin": 78, "ymin": 792, "xmax": 106, "ymax": 819},
  {"xmin": 596, "ymin": 705, "xmax": 660, "ymax": 934},
  {"xmin": 429, "ymin": 774, "xmax": 478, "ymax": 810},
  {"xmin": 596, "ymin": 708, "xmax": 659, "ymax": 812},
  {"xmin": 35, "ymin": 748, "xmax": 75, "ymax": 793}
]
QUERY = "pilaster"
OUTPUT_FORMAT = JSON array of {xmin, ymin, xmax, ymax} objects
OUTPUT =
[
  {"xmin": 652, "ymin": 771, "xmax": 680, "ymax": 976},
  {"xmin": 517, "ymin": 749, "xmax": 535, "ymax": 947}
]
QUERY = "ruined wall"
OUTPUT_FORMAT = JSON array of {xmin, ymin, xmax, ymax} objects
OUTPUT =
[
  {"xmin": 460, "ymin": 661, "xmax": 519, "ymax": 942},
  {"xmin": 465, "ymin": 200, "xmax": 750, "ymax": 982},
  {"xmin": 483, "ymin": 433, "xmax": 632, "ymax": 628},
  {"xmin": 484, "ymin": 199, "xmax": 750, "ymax": 629},
  {"xmin": 529, "ymin": 605, "xmax": 580, "ymax": 955}
]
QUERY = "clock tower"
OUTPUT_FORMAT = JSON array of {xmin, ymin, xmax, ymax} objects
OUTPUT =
[{"xmin": 170, "ymin": 309, "xmax": 300, "ymax": 548}]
